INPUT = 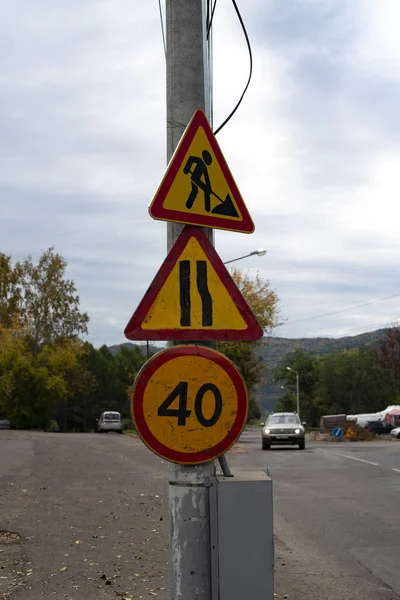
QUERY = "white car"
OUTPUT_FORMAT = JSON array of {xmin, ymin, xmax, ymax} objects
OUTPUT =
[
  {"xmin": 390, "ymin": 427, "xmax": 400, "ymax": 439},
  {"xmin": 97, "ymin": 411, "xmax": 123, "ymax": 433}
]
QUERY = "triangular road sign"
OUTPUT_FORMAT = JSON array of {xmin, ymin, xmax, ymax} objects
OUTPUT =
[
  {"xmin": 149, "ymin": 110, "xmax": 255, "ymax": 234},
  {"xmin": 124, "ymin": 226, "xmax": 263, "ymax": 341}
]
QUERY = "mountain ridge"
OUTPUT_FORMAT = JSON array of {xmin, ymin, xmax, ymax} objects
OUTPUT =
[{"xmin": 108, "ymin": 329, "xmax": 388, "ymax": 414}]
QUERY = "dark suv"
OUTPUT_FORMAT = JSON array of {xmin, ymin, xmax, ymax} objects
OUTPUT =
[
  {"xmin": 365, "ymin": 420, "xmax": 393, "ymax": 434},
  {"xmin": 262, "ymin": 412, "xmax": 305, "ymax": 450}
]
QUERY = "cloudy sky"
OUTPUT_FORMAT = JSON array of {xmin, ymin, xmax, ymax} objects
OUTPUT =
[{"xmin": 2, "ymin": 0, "xmax": 400, "ymax": 347}]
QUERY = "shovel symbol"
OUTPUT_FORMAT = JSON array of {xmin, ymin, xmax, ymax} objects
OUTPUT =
[
  {"xmin": 210, "ymin": 190, "xmax": 239, "ymax": 218},
  {"xmin": 183, "ymin": 151, "xmax": 239, "ymax": 217}
]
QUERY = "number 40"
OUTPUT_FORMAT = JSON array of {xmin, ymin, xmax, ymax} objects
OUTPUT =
[{"xmin": 158, "ymin": 381, "xmax": 222, "ymax": 427}]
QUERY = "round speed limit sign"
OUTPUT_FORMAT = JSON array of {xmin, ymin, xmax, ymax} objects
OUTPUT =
[{"xmin": 131, "ymin": 345, "xmax": 248, "ymax": 464}]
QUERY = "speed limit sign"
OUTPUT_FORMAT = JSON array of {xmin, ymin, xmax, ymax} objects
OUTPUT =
[{"xmin": 131, "ymin": 345, "xmax": 248, "ymax": 464}]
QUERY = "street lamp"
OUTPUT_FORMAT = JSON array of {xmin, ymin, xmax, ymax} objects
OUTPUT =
[
  {"xmin": 224, "ymin": 248, "xmax": 267, "ymax": 265},
  {"xmin": 286, "ymin": 366, "xmax": 300, "ymax": 418}
]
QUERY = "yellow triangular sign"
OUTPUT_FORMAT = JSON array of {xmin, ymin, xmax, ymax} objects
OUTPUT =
[
  {"xmin": 149, "ymin": 110, "xmax": 255, "ymax": 234},
  {"xmin": 125, "ymin": 227, "xmax": 262, "ymax": 341}
]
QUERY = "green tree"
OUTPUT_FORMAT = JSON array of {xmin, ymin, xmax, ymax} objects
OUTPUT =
[
  {"xmin": 0, "ymin": 255, "xmax": 23, "ymax": 328},
  {"xmin": 111, "ymin": 345, "xmax": 147, "ymax": 417},
  {"xmin": 19, "ymin": 248, "xmax": 89, "ymax": 355},
  {"xmin": 316, "ymin": 347, "xmax": 397, "ymax": 416},
  {"xmin": 0, "ymin": 321, "xmax": 89, "ymax": 429},
  {"xmin": 274, "ymin": 349, "xmax": 319, "ymax": 426},
  {"xmin": 0, "ymin": 248, "xmax": 91, "ymax": 429},
  {"xmin": 67, "ymin": 344, "xmax": 147, "ymax": 431}
]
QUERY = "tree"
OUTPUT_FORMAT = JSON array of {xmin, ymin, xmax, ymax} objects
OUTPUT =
[
  {"xmin": 217, "ymin": 269, "xmax": 280, "ymax": 420},
  {"xmin": 377, "ymin": 326, "xmax": 400, "ymax": 383},
  {"xmin": 0, "ymin": 322, "xmax": 29, "ymax": 420},
  {"xmin": 66, "ymin": 344, "xmax": 148, "ymax": 432},
  {"xmin": 0, "ymin": 248, "xmax": 91, "ymax": 429},
  {"xmin": 18, "ymin": 248, "xmax": 89, "ymax": 354},
  {"xmin": 0, "ymin": 254, "xmax": 23, "ymax": 328},
  {"xmin": 0, "ymin": 320, "xmax": 90, "ymax": 429},
  {"xmin": 316, "ymin": 347, "xmax": 397, "ymax": 417},
  {"xmin": 274, "ymin": 349, "xmax": 319, "ymax": 426},
  {"xmin": 227, "ymin": 268, "xmax": 280, "ymax": 332},
  {"xmin": 110, "ymin": 345, "xmax": 147, "ymax": 417}
]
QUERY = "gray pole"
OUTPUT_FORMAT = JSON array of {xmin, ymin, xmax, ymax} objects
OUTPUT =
[
  {"xmin": 166, "ymin": 2, "xmax": 215, "ymax": 599},
  {"xmin": 296, "ymin": 373, "xmax": 300, "ymax": 418}
]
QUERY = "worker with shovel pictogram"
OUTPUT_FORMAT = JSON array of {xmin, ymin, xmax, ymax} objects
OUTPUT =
[{"xmin": 183, "ymin": 150, "xmax": 239, "ymax": 217}]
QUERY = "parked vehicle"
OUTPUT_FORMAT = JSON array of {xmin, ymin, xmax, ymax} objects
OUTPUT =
[
  {"xmin": 365, "ymin": 420, "xmax": 394, "ymax": 434},
  {"xmin": 262, "ymin": 412, "xmax": 305, "ymax": 450},
  {"xmin": 97, "ymin": 411, "xmax": 123, "ymax": 433},
  {"xmin": 390, "ymin": 427, "xmax": 400, "ymax": 439},
  {"xmin": 352, "ymin": 413, "xmax": 383, "ymax": 428},
  {"xmin": 0, "ymin": 420, "xmax": 11, "ymax": 429}
]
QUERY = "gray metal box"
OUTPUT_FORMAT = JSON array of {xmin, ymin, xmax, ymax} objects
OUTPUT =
[{"xmin": 210, "ymin": 470, "xmax": 274, "ymax": 600}]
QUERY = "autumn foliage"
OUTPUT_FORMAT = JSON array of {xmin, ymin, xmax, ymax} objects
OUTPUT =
[{"xmin": 218, "ymin": 268, "xmax": 280, "ymax": 420}]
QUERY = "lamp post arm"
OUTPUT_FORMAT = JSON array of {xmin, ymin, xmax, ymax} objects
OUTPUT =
[{"xmin": 224, "ymin": 252, "xmax": 254, "ymax": 265}]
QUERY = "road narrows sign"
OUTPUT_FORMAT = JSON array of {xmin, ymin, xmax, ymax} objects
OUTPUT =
[
  {"xmin": 124, "ymin": 226, "xmax": 263, "ymax": 341},
  {"xmin": 149, "ymin": 110, "xmax": 255, "ymax": 234},
  {"xmin": 131, "ymin": 345, "xmax": 248, "ymax": 464}
]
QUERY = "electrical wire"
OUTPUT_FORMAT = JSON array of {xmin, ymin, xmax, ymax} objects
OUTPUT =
[
  {"xmin": 276, "ymin": 292, "xmax": 400, "ymax": 327},
  {"xmin": 329, "ymin": 316, "xmax": 400, "ymax": 339},
  {"xmin": 207, "ymin": 0, "xmax": 218, "ymax": 38},
  {"xmin": 214, "ymin": 0, "xmax": 253, "ymax": 135},
  {"xmin": 205, "ymin": 0, "xmax": 215, "ymax": 125},
  {"xmin": 157, "ymin": 0, "xmax": 166, "ymax": 58}
]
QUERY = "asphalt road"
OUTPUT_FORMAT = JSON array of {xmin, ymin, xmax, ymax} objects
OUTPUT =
[
  {"xmin": 231, "ymin": 430, "xmax": 400, "ymax": 600},
  {"xmin": 0, "ymin": 430, "xmax": 169, "ymax": 600},
  {"xmin": 1, "ymin": 430, "xmax": 400, "ymax": 600}
]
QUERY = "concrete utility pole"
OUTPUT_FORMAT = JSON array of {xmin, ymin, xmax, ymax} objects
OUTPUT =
[{"xmin": 166, "ymin": 1, "xmax": 214, "ymax": 599}]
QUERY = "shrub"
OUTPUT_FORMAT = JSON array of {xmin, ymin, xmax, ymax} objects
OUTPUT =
[
  {"xmin": 122, "ymin": 418, "xmax": 135, "ymax": 431},
  {"xmin": 45, "ymin": 420, "xmax": 60, "ymax": 433}
]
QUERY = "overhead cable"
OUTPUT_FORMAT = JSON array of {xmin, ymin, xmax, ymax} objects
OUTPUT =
[
  {"xmin": 157, "ymin": 0, "xmax": 166, "ymax": 58},
  {"xmin": 276, "ymin": 292, "xmax": 400, "ymax": 327},
  {"xmin": 214, "ymin": 0, "xmax": 253, "ymax": 135}
]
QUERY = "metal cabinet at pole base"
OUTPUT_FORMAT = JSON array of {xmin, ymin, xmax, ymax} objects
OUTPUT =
[{"xmin": 210, "ymin": 471, "xmax": 274, "ymax": 600}]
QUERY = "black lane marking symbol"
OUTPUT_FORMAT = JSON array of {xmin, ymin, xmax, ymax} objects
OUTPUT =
[
  {"xmin": 179, "ymin": 260, "xmax": 213, "ymax": 327},
  {"xmin": 158, "ymin": 381, "xmax": 223, "ymax": 428},
  {"xmin": 179, "ymin": 261, "xmax": 191, "ymax": 326},
  {"xmin": 183, "ymin": 149, "xmax": 239, "ymax": 218}
]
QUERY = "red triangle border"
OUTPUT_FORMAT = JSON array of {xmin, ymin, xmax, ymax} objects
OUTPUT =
[
  {"xmin": 124, "ymin": 226, "xmax": 263, "ymax": 341},
  {"xmin": 148, "ymin": 110, "xmax": 255, "ymax": 234}
]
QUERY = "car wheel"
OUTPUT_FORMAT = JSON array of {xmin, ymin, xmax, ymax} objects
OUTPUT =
[
  {"xmin": 298, "ymin": 440, "xmax": 305, "ymax": 450},
  {"xmin": 397, "ymin": 433, "xmax": 400, "ymax": 440},
  {"xmin": 262, "ymin": 440, "xmax": 270, "ymax": 450},
  {"xmin": 118, "ymin": 430, "xmax": 123, "ymax": 434}
]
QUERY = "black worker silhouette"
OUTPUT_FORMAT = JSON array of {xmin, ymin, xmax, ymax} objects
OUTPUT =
[
  {"xmin": 183, "ymin": 149, "xmax": 239, "ymax": 218},
  {"xmin": 183, "ymin": 150, "xmax": 213, "ymax": 212}
]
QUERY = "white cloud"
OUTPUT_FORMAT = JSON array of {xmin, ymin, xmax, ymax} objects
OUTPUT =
[
  {"xmin": 2, "ymin": 0, "xmax": 400, "ymax": 346},
  {"xmin": 352, "ymin": 0, "xmax": 400, "ymax": 79}
]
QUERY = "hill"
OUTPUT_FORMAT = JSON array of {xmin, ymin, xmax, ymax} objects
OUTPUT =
[
  {"xmin": 258, "ymin": 328, "xmax": 387, "ymax": 368},
  {"xmin": 108, "ymin": 342, "xmax": 165, "ymax": 357},
  {"xmin": 107, "ymin": 329, "xmax": 388, "ymax": 415},
  {"xmin": 257, "ymin": 329, "xmax": 387, "ymax": 414}
]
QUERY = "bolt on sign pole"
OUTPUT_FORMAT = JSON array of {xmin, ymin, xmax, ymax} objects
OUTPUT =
[{"xmin": 166, "ymin": 1, "xmax": 214, "ymax": 599}]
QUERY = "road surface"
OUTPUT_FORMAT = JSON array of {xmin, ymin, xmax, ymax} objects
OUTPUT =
[
  {"xmin": 0, "ymin": 430, "xmax": 169, "ymax": 600},
  {"xmin": 231, "ymin": 430, "xmax": 400, "ymax": 600},
  {"xmin": 1, "ymin": 429, "xmax": 400, "ymax": 599}
]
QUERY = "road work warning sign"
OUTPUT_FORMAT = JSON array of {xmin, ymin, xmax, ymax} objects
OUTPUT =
[{"xmin": 149, "ymin": 110, "xmax": 254, "ymax": 233}]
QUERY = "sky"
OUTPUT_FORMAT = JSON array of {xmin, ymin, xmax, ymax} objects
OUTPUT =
[{"xmin": 2, "ymin": 0, "xmax": 400, "ymax": 347}]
